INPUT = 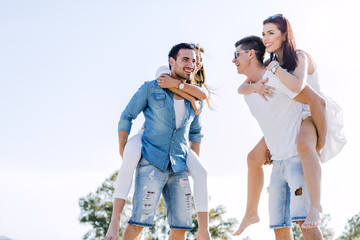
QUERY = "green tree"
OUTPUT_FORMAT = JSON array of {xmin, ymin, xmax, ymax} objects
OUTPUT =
[
  {"xmin": 292, "ymin": 213, "xmax": 335, "ymax": 240},
  {"xmin": 79, "ymin": 171, "xmax": 238, "ymax": 240},
  {"xmin": 339, "ymin": 211, "xmax": 360, "ymax": 239}
]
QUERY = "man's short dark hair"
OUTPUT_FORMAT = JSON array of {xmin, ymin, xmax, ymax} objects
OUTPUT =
[
  {"xmin": 235, "ymin": 36, "xmax": 266, "ymax": 64},
  {"xmin": 168, "ymin": 43, "xmax": 195, "ymax": 69}
]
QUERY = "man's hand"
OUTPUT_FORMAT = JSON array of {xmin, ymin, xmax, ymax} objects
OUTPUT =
[
  {"xmin": 316, "ymin": 136, "xmax": 325, "ymax": 153},
  {"xmin": 264, "ymin": 149, "xmax": 273, "ymax": 165}
]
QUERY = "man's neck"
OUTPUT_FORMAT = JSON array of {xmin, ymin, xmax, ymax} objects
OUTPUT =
[
  {"xmin": 171, "ymin": 72, "xmax": 186, "ymax": 83},
  {"xmin": 245, "ymin": 64, "xmax": 266, "ymax": 83}
]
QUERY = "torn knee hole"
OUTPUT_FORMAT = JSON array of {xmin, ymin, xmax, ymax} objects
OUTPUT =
[{"xmin": 295, "ymin": 187, "xmax": 302, "ymax": 196}]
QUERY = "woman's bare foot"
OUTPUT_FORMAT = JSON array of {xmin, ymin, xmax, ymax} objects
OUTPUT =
[
  {"xmin": 302, "ymin": 207, "xmax": 323, "ymax": 229},
  {"xmin": 104, "ymin": 219, "xmax": 121, "ymax": 240},
  {"xmin": 196, "ymin": 228, "xmax": 211, "ymax": 240},
  {"xmin": 232, "ymin": 215, "xmax": 260, "ymax": 236}
]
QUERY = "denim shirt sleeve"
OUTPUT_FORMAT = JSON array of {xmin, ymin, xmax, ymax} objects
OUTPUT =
[
  {"xmin": 118, "ymin": 82, "xmax": 148, "ymax": 133},
  {"xmin": 188, "ymin": 101, "xmax": 204, "ymax": 143}
]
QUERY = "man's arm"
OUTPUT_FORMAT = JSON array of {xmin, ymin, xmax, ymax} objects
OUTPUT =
[
  {"xmin": 118, "ymin": 131, "xmax": 129, "ymax": 158},
  {"xmin": 118, "ymin": 82, "xmax": 148, "ymax": 151},
  {"xmin": 293, "ymin": 85, "xmax": 326, "ymax": 151},
  {"xmin": 189, "ymin": 142, "xmax": 201, "ymax": 156}
]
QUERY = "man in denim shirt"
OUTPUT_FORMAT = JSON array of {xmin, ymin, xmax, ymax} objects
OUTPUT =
[{"xmin": 118, "ymin": 43, "xmax": 203, "ymax": 240}]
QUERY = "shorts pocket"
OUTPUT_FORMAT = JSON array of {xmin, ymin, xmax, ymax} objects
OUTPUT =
[{"xmin": 139, "ymin": 158, "xmax": 151, "ymax": 167}]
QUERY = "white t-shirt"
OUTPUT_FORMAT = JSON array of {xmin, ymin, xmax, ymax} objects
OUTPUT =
[
  {"xmin": 174, "ymin": 99, "xmax": 186, "ymax": 129},
  {"xmin": 244, "ymin": 70, "xmax": 303, "ymax": 160}
]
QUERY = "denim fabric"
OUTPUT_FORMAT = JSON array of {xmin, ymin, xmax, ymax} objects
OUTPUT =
[
  {"xmin": 118, "ymin": 80, "xmax": 203, "ymax": 173},
  {"xmin": 268, "ymin": 155, "xmax": 310, "ymax": 229},
  {"xmin": 128, "ymin": 158, "xmax": 193, "ymax": 230}
]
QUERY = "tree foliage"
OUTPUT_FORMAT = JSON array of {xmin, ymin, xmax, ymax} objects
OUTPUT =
[
  {"xmin": 79, "ymin": 171, "xmax": 238, "ymax": 240},
  {"xmin": 292, "ymin": 213, "xmax": 335, "ymax": 240},
  {"xmin": 339, "ymin": 211, "xmax": 360, "ymax": 239}
]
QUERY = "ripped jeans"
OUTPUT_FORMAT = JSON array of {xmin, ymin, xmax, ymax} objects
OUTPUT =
[
  {"xmin": 128, "ymin": 158, "xmax": 193, "ymax": 230},
  {"xmin": 268, "ymin": 154, "xmax": 310, "ymax": 229}
]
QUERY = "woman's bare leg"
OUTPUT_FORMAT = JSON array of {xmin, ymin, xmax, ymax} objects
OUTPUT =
[
  {"xmin": 233, "ymin": 137, "xmax": 268, "ymax": 236},
  {"xmin": 105, "ymin": 198, "xmax": 126, "ymax": 240},
  {"xmin": 297, "ymin": 117, "xmax": 323, "ymax": 228}
]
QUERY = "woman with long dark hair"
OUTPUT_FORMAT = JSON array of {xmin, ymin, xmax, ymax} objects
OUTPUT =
[{"xmin": 234, "ymin": 14, "xmax": 346, "ymax": 235}]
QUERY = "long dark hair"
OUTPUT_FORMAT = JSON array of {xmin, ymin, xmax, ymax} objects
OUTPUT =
[
  {"xmin": 263, "ymin": 14, "xmax": 298, "ymax": 72},
  {"xmin": 192, "ymin": 43, "xmax": 213, "ymax": 109}
]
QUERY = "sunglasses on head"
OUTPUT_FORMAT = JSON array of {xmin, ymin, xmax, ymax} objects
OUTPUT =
[{"xmin": 266, "ymin": 14, "xmax": 284, "ymax": 21}]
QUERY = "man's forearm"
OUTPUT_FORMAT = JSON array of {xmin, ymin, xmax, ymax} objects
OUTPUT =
[
  {"xmin": 190, "ymin": 142, "xmax": 201, "ymax": 156},
  {"xmin": 118, "ymin": 131, "xmax": 129, "ymax": 158}
]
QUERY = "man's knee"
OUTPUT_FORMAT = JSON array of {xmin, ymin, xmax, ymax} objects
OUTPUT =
[
  {"xmin": 274, "ymin": 227, "xmax": 292, "ymax": 240},
  {"xmin": 125, "ymin": 224, "xmax": 144, "ymax": 234},
  {"xmin": 122, "ymin": 224, "xmax": 144, "ymax": 240},
  {"xmin": 169, "ymin": 229, "xmax": 187, "ymax": 239}
]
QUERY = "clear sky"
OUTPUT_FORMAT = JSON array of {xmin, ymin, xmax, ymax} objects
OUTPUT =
[{"xmin": 0, "ymin": 0, "xmax": 359, "ymax": 239}]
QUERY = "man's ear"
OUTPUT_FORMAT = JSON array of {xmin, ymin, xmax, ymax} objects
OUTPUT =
[
  {"xmin": 169, "ymin": 57, "xmax": 175, "ymax": 68},
  {"xmin": 249, "ymin": 49, "xmax": 255, "ymax": 59}
]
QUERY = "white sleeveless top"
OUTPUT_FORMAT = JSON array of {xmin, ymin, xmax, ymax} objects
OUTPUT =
[{"xmin": 303, "ymin": 68, "xmax": 346, "ymax": 163}]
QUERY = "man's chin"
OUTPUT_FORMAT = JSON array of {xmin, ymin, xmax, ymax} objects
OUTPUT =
[{"xmin": 176, "ymin": 73, "xmax": 192, "ymax": 81}]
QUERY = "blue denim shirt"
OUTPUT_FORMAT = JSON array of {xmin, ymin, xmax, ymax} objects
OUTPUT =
[{"xmin": 118, "ymin": 80, "xmax": 203, "ymax": 173}]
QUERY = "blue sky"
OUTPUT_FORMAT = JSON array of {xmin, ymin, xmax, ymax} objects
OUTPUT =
[{"xmin": 1, "ymin": 0, "xmax": 359, "ymax": 239}]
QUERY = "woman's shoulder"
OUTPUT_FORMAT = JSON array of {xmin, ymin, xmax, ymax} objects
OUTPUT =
[{"xmin": 296, "ymin": 50, "xmax": 317, "ymax": 73}]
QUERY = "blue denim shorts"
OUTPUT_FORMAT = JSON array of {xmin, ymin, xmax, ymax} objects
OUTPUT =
[
  {"xmin": 268, "ymin": 154, "xmax": 310, "ymax": 229},
  {"xmin": 128, "ymin": 158, "xmax": 193, "ymax": 230}
]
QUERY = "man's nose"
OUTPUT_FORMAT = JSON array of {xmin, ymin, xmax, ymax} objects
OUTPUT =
[{"xmin": 188, "ymin": 61, "xmax": 196, "ymax": 68}]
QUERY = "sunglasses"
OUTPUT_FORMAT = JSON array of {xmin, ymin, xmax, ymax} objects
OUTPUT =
[
  {"xmin": 266, "ymin": 14, "xmax": 284, "ymax": 21},
  {"xmin": 234, "ymin": 49, "xmax": 258, "ymax": 59}
]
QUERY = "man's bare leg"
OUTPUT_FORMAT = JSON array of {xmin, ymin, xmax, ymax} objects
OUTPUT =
[
  {"xmin": 121, "ymin": 224, "xmax": 143, "ymax": 240},
  {"xmin": 169, "ymin": 229, "xmax": 187, "ymax": 240},
  {"xmin": 233, "ymin": 137, "xmax": 267, "ymax": 236},
  {"xmin": 196, "ymin": 212, "xmax": 211, "ymax": 239},
  {"xmin": 274, "ymin": 227, "xmax": 293, "ymax": 240}
]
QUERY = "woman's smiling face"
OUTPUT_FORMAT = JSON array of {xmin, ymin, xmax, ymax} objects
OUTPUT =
[{"xmin": 262, "ymin": 23, "xmax": 285, "ymax": 54}]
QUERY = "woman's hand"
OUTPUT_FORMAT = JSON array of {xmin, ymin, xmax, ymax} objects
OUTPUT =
[
  {"xmin": 190, "ymin": 100, "xmax": 201, "ymax": 115},
  {"xmin": 266, "ymin": 60, "xmax": 280, "ymax": 71},
  {"xmin": 157, "ymin": 74, "xmax": 181, "ymax": 89},
  {"xmin": 253, "ymin": 78, "xmax": 276, "ymax": 101}
]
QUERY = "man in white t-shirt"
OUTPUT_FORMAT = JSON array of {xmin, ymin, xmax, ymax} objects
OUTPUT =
[{"xmin": 232, "ymin": 36, "xmax": 324, "ymax": 240}]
